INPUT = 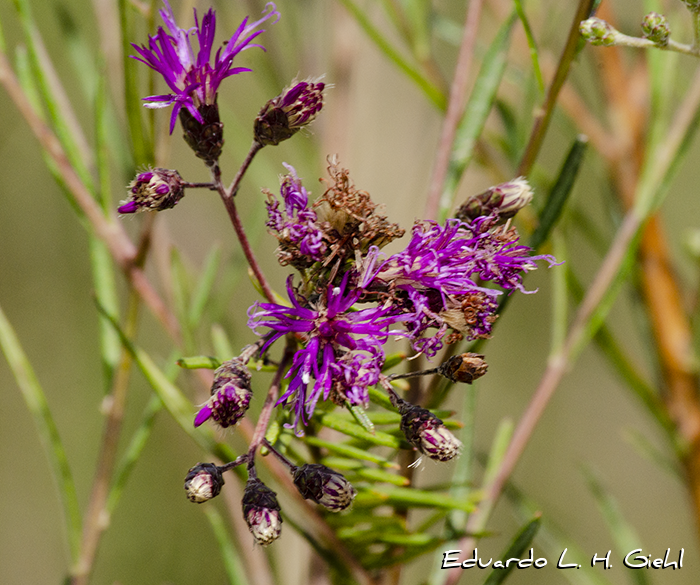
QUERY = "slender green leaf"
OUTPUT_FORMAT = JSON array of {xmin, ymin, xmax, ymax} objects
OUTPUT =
[
  {"xmin": 106, "ymin": 394, "xmax": 162, "ymax": 514},
  {"xmin": 96, "ymin": 302, "xmax": 237, "ymax": 463},
  {"xmin": 345, "ymin": 401, "xmax": 375, "ymax": 434},
  {"xmin": 354, "ymin": 485, "xmax": 477, "ymax": 512},
  {"xmin": 205, "ymin": 508, "xmax": 250, "ymax": 585},
  {"xmin": 530, "ymin": 136, "xmax": 588, "ymax": 250},
  {"xmin": 177, "ymin": 356, "xmax": 222, "ymax": 370},
  {"xmin": 304, "ymin": 436, "xmax": 399, "ymax": 468},
  {"xmin": 0, "ymin": 303, "xmax": 81, "ymax": 561},
  {"xmin": 482, "ymin": 515, "xmax": 541, "ymax": 585},
  {"xmin": 337, "ymin": 0, "xmax": 446, "ymax": 110},
  {"xmin": 318, "ymin": 413, "xmax": 403, "ymax": 449},
  {"xmin": 13, "ymin": 0, "xmax": 94, "ymax": 192},
  {"xmin": 188, "ymin": 245, "xmax": 222, "ymax": 329},
  {"xmin": 438, "ymin": 12, "xmax": 517, "ymax": 221},
  {"xmin": 622, "ymin": 427, "xmax": 683, "ymax": 481},
  {"xmin": 513, "ymin": 0, "xmax": 544, "ymax": 93},
  {"xmin": 367, "ymin": 385, "xmax": 396, "ymax": 409},
  {"xmin": 583, "ymin": 467, "xmax": 649, "ymax": 585}
]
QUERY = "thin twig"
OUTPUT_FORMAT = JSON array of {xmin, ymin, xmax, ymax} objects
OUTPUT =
[
  {"xmin": 517, "ymin": 0, "xmax": 597, "ymax": 176},
  {"xmin": 424, "ymin": 0, "xmax": 484, "ymax": 220}
]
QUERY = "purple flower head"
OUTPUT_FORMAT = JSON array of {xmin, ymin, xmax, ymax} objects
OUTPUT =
[
  {"xmin": 265, "ymin": 164, "xmax": 327, "ymax": 267},
  {"xmin": 373, "ymin": 216, "xmax": 558, "ymax": 357},
  {"xmin": 131, "ymin": 1, "xmax": 280, "ymax": 133},
  {"xmin": 248, "ymin": 274, "xmax": 404, "ymax": 433}
]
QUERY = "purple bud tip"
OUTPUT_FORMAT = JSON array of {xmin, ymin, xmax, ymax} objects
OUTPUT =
[
  {"xmin": 155, "ymin": 183, "xmax": 170, "ymax": 195},
  {"xmin": 137, "ymin": 172, "xmax": 154, "ymax": 183},
  {"xmin": 118, "ymin": 201, "xmax": 139, "ymax": 214},
  {"xmin": 194, "ymin": 405, "xmax": 213, "ymax": 427}
]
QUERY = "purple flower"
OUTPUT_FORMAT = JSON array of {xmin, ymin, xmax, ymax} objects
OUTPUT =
[
  {"xmin": 265, "ymin": 164, "xmax": 327, "ymax": 267},
  {"xmin": 248, "ymin": 274, "xmax": 403, "ymax": 432},
  {"xmin": 373, "ymin": 217, "xmax": 558, "ymax": 356},
  {"xmin": 131, "ymin": 1, "xmax": 279, "ymax": 133}
]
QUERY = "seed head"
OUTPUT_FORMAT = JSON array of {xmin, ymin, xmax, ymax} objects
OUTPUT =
[
  {"xmin": 194, "ymin": 358, "xmax": 252, "ymax": 428},
  {"xmin": 398, "ymin": 401, "xmax": 462, "ymax": 462},
  {"xmin": 118, "ymin": 168, "xmax": 185, "ymax": 213},
  {"xmin": 292, "ymin": 464, "xmax": 356, "ymax": 512},
  {"xmin": 579, "ymin": 18, "xmax": 618, "ymax": 46},
  {"xmin": 641, "ymin": 12, "xmax": 670, "ymax": 46},
  {"xmin": 184, "ymin": 462, "xmax": 224, "ymax": 503},
  {"xmin": 438, "ymin": 353, "xmax": 488, "ymax": 384},
  {"xmin": 455, "ymin": 177, "xmax": 533, "ymax": 221},
  {"xmin": 255, "ymin": 81, "xmax": 325, "ymax": 146},
  {"xmin": 242, "ymin": 478, "xmax": 283, "ymax": 546}
]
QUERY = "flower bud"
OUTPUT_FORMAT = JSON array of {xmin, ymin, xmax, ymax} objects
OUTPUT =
[
  {"xmin": 438, "ymin": 353, "xmax": 488, "ymax": 384},
  {"xmin": 254, "ymin": 81, "xmax": 325, "ymax": 146},
  {"xmin": 455, "ymin": 177, "xmax": 533, "ymax": 221},
  {"xmin": 242, "ymin": 478, "xmax": 283, "ymax": 546},
  {"xmin": 579, "ymin": 18, "xmax": 618, "ymax": 46},
  {"xmin": 292, "ymin": 464, "xmax": 356, "ymax": 512},
  {"xmin": 398, "ymin": 402, "xmax": 462, "ymax": 462},
  {"xmin": 194, "ymin": 358, "xmax": 252, "ymax": 428},
  {"xmin": 681, "ymin": 0, "xmax": 700, "ymax": 13},
  {"xmin": 641, "ymin": 12, "xmax": 670, "ymax": 46},
  {"xmin": 180, "ymin": 102, "xmax": 224, "ymax": 163},
  {"xmin": 118, "ymin": 168, "xmax": 185, "ymax": 213},
  {"xmin": 184, "ymin": 462, "xmax": 224, "ymax": 503}
]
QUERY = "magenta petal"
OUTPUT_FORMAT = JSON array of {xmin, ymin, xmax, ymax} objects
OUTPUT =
[
  {"xmin": 118, "ymin": 201, "xmax": 139, "ymax": 214},
  {"xmin": 194, "ymin": 405, "xmax": 213, "ymax": 427}
]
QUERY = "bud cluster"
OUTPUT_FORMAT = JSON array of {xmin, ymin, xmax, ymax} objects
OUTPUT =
[
  {"xmin": 641, "ymin": 12, "xmax": 670, "ymax": 46},
  {"xmin": 579, "ymin": 18, "xmax": 618, "ymax": 47}
]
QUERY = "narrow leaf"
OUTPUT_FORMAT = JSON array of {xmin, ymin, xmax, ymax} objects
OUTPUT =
[
  {"xmin": 304, "ymin": 436, "xmax": 399, "ymax": 468},
  {"xmin": 438, "ymin": 12, "xmax": 517, "ymax": 221},
  {"xmin": 482, "ymin": 516, "xmax": 541, "ymax": 585},
  {"xmin": 0, "ymin": 303, "xmax": 81, "ymax": 561}
]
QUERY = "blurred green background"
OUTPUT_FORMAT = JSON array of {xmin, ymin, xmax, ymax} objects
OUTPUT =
[{"xmin": 1, "ymin": 0, "xmax": 699, "ymax": 583}]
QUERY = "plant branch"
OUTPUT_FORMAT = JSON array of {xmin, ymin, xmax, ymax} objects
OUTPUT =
[{"xmin": 424, "ymin": 0, "xmax": 484, "ymax": 220}]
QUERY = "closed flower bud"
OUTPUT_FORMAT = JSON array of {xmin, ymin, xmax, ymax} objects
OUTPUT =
[
  {"xmin": 292, "ymin": 464, "xmax": 356, "ymax": 512},
  {"xmin": 455, "ymin": 177, "xmax": 533, "ymax": 221},
  {"xmin": 184, "ymin": 462, "xmax": 224, "ymax": 503},
  {"xmin": 438, "ymin": 353, "xmax": 488, "ymax": 384},
  {"xmin": 398, "ymin": 401, "xmax": 462, "ymax": 462},
  {"xmin": 242, "ymin": 478, "xmax": 283, "ymax": 546},
  {"xmin": 579, "ymin": 18, "xmax": 618, "ymax": 46},
  {"xmin": 180, "ymin": 102, "xmax": 224, "ymax": 164},
  {"xmin": 681, "ymin": 0, "xmax": 700, "ymax": 13},
  {"xmin": 194, "ymin": 358, "xmax": 252, "ymax": 428},
  {"xmin": 254, "ymin": 81, "xmax": 325, "ymax": 146},
  {"xmin": 118, "ymin": 168, "xmax": 185, "ymax": 213},
  {"xmin": 641, "ymin": 12, "xmax": 670, "ymax": 46}
]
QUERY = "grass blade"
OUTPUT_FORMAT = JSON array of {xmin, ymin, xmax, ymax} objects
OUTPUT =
[
  {"xmin": 438, "ymin": 12, "xmax": 517, "ymax": 221},
  {"xmin": 337, "ymin": 0, "xmax": 446, "ymax": 110},
  {"xmin": 0, "ymin": 303, "xmax": 82, "ymax": 561},
  {"xmin": 512, "ymin": 0, "xmax": 544, "ymax": 93}
]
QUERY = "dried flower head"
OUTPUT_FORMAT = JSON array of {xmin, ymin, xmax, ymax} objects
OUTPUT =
[
  {"xmin": 292, "ymin": 464, "xmax": 356, "ymax": 512},
  {"xmin": 397, "ymin": 399, "xmax": 462, "ymax": 462},
  {"xmin": 438, "ymin": 352, "xmax": 488, "ymax": 384},
  {"xmin": 194, "ymin": 358, "xmax": 252, "ymax": 428},
  {"xmin": 314, "ymin": 159, "xmax": 405, "ymax": 259},
  {"xmin": 118, "ymin": 168, "xmax": 185, "ymax": 214},
  {"xmin": 255, "ymin": 81, "xmax": 325, "ymax": 146},
  {"xmin": 131, "ymin": 0, "xmax": 279, "ymax": 134},
  {"xmin": 184, "ymin": 462, "xmax": 225, "ymax": 503},
  {"xmin": 455, "ymin": 177, "xmax": 534, "ymax": 221},
  {"xmin": 242, "ymin": 478, "xmax": 283, "ymax": 546}
]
